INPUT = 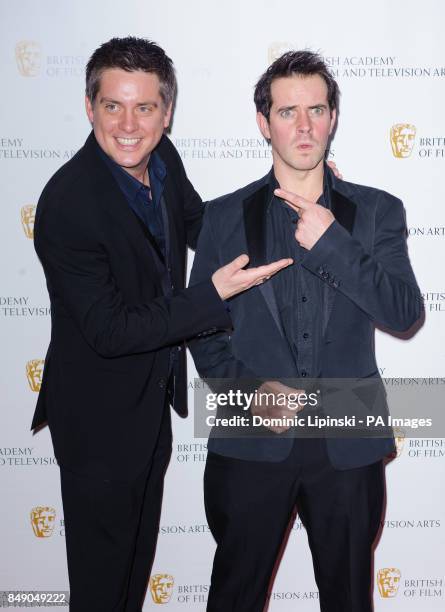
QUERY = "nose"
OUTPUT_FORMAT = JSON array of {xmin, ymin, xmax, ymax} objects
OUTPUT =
[
  {"xmin": 296, "ymin": 110, "xmax": 311, "ymax": 133},
  {"xmin": 119, "ymin": 108, "xmax": 138, "ymax": 133}
]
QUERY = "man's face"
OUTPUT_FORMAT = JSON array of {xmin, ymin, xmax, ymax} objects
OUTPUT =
[
  {"xmin": 85, "ymin": 68, "xmax": 172, "ymax": 180},
  {"xmin": 257, "ymin": 74, "xmax": 336, "ymax": 176}
]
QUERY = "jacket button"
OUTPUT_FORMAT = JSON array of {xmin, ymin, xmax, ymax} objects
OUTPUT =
[{"xmin": 158, "ymin": 377, "xmax": 166, "ymax": 389}]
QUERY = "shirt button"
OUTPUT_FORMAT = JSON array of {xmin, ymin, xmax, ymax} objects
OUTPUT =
[
  {"xmin": 303, "ymin": 332, "xmax": 309, "ymax": 339},
  {"xmin": 302, "ymin": 296, "xmax": 307, "ymax": 302},
  {"xmin": 301, "ymin": 371, "xmax": 307, "ymax": 377}
]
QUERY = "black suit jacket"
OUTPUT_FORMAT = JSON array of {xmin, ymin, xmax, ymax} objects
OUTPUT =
[
  {"xmin": 189, "ymin": 167, "xmax": 423, "ymax": 469},
  {"xmin": 32, "ymin": 132, "xmax": 230, "ymax": 480}
]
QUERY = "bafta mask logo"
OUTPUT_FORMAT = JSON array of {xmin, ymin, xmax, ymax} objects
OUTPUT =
[
  {"xmin": 21, "ymin": 205, "xmax": 36, "ymax": 239},
  {"xmin": 394, "ymin": 427, "xmax": 406, "ymax": 457},
  {"xmin": 390, "ymin": 124, "xmax": 416, "ymax": 158},
  {"xmin": 377, "ymin": 568, "xmax": 402, "ymax": 598},
  {"xmin": 149, "ymin": 574, "xmax": 174, "ymax": 604},
  {"xmin": 15, "ymin": 41, "xmax": 42, "ymax": 77},
  {"xmin": 30, "ymin": 506, "xmax": 56, "ymax": 538},
  {"xmin": 26, "ymin": 359, "xmax": 44, "ymax": 392},
  {"xmin": 268, "ymin": 42, "xmax": 294, "ymax": 64}
]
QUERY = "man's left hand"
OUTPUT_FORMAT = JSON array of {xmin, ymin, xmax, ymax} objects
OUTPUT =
[
  {"xmin": 327, "ymin": 160, "xmax": 343, "ymax": 180},
  {"xmin": 274, "ymin": 188, "xmax": 335, "ymax": 250}
]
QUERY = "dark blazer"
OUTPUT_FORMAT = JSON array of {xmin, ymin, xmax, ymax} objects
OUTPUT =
[
  {"xmin": 32, "ymin": 132, "xmax": 230, "ymax": 480},
  {"xmin": 189, "ymin": 167, "xmax": 422, "ymax": 469}
]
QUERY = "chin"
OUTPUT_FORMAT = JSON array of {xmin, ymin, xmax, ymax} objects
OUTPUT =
[{"xmin": 297, "ymin": 156, "xmax": 324, "ymax": 171}]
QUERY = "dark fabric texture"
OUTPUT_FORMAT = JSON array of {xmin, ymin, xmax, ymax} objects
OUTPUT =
[
  {"xmin": 61, "ymin": 403, "xmax": 172, "ymax": 612},
  {"xmin": 189, "ymin": 164, "xmax": 422, "ymax": 468},
  {"xmin": 204, "ymin": 439, "xmax": 384, "ymax": 612},
  {"xmin": 32, "ymin": 131, "xmax": 231, "ymax": 481}
]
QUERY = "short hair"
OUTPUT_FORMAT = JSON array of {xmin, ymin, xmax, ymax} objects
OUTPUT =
[
  {"xmin": 85, "ymin": 36, "xmax": 176, "ymax": 108},
  {"xmin": 254, "ymin": 50, "xmax": 339, "ymax": 120}
]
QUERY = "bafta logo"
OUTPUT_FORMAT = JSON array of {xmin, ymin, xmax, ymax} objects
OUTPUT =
[
  {"xmin": 390, "ymin": 123, "xmax": 416, "ymax": 158},
  {"xmin": 30, "ymin": 506, "xmax": 56, "ymax": 538},
  {"xmin": 26, "ymin": 359, "xmax": 44, "ymax": 392},
  {"xmin": 377, "ymin": 567, "xmax": 401, "ymax": 598},
  {"xmin": 268, "ymin": 42, "xmax": 294, "ymax": 64},
  {"xmin": 21, "ymin": 205, "xmax": 36, "ymax": 239},
  {"xmin": 149, "ymin": 574, "xmax": 174, "ymax": 604},
  {"xmin": 15, "ymin": 41, "xmax": 42, "ymax": 77},
  {"xmin": 394, "ymin": 427, "xmax": 406, "ymax": 457}
]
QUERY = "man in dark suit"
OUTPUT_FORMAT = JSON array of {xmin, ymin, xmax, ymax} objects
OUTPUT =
[
  {"xmin": 31, "ymin": 37, "xmax": 292, "ymax": 612},
  {"xmin": 189, "ymin": 51, "xmax": 422, "ymax": 611}
]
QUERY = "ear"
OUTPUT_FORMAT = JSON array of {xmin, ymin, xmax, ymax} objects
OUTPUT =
[
  {"xmin": 256, "ymin": 112, "xmax": 271, "ymax": 140},
  {"xmin": 85, "ymin": 95, "xmax": 94, "ymax": 125},
  {"xmin": 163, "ymin": 102, "xmax": 173, "ymax": 129},
  {"xmin": 329, "ymin": 108, "xmax": 337, "ymax": 135}
]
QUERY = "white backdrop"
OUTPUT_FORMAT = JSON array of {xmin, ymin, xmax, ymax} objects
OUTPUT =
[{"xmin": 1, "ymin": 0, "xmax": 444, "ymax": 609}]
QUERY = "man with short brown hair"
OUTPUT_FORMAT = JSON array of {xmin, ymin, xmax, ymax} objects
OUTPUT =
[{"xmin": 190, "ymin": 50, "xmax": 422, "ymax": 611}]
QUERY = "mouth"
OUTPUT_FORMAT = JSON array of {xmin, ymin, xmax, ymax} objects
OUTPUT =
[
  {"xmin": 296, "ymin": 143, "xmax": 314, "ymax": 150},
  {"xmin": 115, "ymin": 137, "xmax": 143, "ymax": 148}
]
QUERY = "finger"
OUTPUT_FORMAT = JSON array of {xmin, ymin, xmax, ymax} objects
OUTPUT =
[
  {"xmin": 252, "ymin": 258, "xmax": 293, "ymax": 278},
  {"xmin": 274, "ymin": 188, "xmax": 313, "ymax": 211},
  {"xmin": 327, "ymin": 160, "xmax": 343, "ymax": 179},
  {"xmin": 227, "ymin": 253, "xmax": 249, "ymax": 273}
]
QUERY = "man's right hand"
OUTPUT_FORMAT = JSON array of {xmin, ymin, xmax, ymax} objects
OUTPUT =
[
  {"xmin": 212, "ymin": 254, "xmax": 292, "ymax": 301},
  {"xmin": 251, "ymin": 380, "xmax": 305, "ymax": 434}
]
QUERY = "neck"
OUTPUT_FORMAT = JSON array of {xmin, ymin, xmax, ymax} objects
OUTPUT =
[
  {"xmin": 141, "ymin": 166, "xmax": 150, "ymax": 186},
  {"xmin": 121, "ymin": 156, "xmax": 150, "ymax": 186},
  {"xmin": 274, "ymin": 159, "xmax": 324, "ymax": 202}
]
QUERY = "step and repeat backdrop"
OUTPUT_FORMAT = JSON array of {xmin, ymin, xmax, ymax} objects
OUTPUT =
[{"xmin": 1, "ymin": 0, "xmax": 444, "ymax": 609}]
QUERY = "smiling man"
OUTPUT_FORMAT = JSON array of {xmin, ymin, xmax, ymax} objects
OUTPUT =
[
  {"xmin": 31, "ymin": 37, "xmax": 291, "ymax": 612},
  {"xmin": 189, "ymin": 51, "xmax": 422, "ymax": 611}
]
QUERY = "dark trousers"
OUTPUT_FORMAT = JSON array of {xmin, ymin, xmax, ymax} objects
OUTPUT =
[
  {"xmin": 204, "ymin": 438, "xmax": 384, "ymax": 612},
  {"xmin": 60, "ymin": 406, "xmax": 172, "ymax": 612}
]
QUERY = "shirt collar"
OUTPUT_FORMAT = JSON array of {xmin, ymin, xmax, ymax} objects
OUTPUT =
[
  {"xmin": 95, "ymin": 137, "xmax": 166, "ymax": 203},
  {"xmin": 267, "ymin": 161, "xmax": 333, "ymax": 212}
]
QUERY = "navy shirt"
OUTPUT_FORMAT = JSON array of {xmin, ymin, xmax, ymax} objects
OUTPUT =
[
  {"xmin": 97, "ymin": 141, "xmax": 167, "ymax": 257},
  {"xmin": 267, "ymin": 169, "xmax": 332, "ymax": 378}
]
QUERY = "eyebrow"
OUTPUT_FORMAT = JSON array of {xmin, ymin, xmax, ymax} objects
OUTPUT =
[
  {"xmin": 99, "ymin": 97, "xmax": 158, "ymax": 107},
  {"xmin": 276, "ymin": 103, "xmax": 328, "ymax": 112}
]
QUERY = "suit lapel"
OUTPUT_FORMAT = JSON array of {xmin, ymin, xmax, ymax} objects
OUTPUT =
[
  {"xmin": 82, "ymin": 133, "xmax": 166, "ymax": 283},
  {"xmin": 243, "ymin": 183, "xmax": 286, "ymax": 339},
  {"xmin": 322, "ymin": 186, "xmax": 357, "ymax": 335},
  {"xmin": 331, "ymin": 187, "xmax": 356, "ymax": 235}
]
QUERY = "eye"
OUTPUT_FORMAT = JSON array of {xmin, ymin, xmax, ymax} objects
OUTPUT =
[
  {"xmin": 104, "ymin": 103, "xmax": 118, "ymax": 112},
  {"xmin": 139, "ymin": 105, "xmax": 154, "ymax": 113},
  {"xmin": 310, "ymin": 107, "xmax": 324, "ymax": 116},
  {"xmin": 280, "ymin": 109, "xmax": 293, "ymax": 119}
]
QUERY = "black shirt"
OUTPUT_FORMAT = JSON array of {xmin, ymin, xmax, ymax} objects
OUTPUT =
[{"xmin": 266, "ymin": 169, "xmax": 332, "ymax": 378}]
